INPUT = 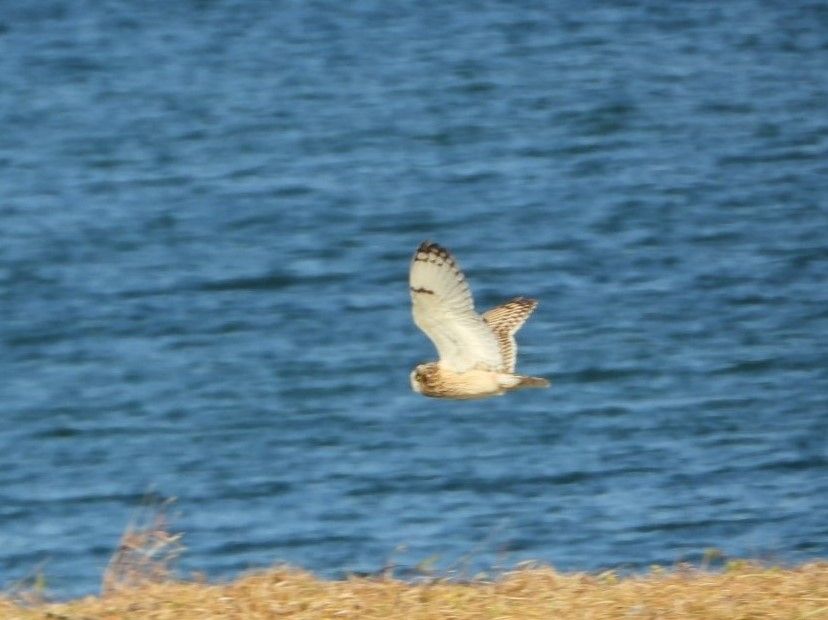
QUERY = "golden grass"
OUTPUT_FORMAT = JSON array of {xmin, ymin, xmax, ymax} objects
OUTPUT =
[
  {"xmin": 1, "ymin": 562, "xmax": 826, "ymax": 620},
  {"xmin": 3, "ymin": 506, "xmax": 826, "ymax": 619}
]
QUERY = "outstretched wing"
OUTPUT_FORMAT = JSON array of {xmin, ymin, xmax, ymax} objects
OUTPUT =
[
  {"xmin": 483, "ymin": 297, "xmax": 538, "ymax": 373},
  {"xmin": 410, "ymin": 242, "xmax": 502, "ymax": 372}
]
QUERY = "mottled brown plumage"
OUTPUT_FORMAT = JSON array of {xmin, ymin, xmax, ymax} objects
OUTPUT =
[{"xmin": 483, "ymin": 297, "xmax": 538, "ymax": 374}]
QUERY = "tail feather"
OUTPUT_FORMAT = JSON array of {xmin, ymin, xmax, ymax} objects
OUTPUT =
[{"xmin": 516, "ymin": 375, "xmax": 550, "ymax": 389}]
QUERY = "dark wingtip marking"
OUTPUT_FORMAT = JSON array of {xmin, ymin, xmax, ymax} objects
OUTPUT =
[
  {"xmin": 499, "ymin": 296, "xmax": 538, "ymax": 310},
  {"xmin": 413, "ymin": 241, "xmax": 454, "ymax": 264},
  {"xmin": 412, "ymin": 241, "xmax": 466, "ymax": 284},
  {"xmin": 513, "ymin": 297, "xmax": 538, "ymax": 308}
]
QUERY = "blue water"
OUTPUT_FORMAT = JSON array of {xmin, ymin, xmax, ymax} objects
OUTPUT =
[{"xmin": 1, "ymin": 1, "xmax": 827, "ymax": 598}]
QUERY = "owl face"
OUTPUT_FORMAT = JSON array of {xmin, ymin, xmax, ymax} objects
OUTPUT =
[
  {"xmin": 410, "ymin": 369, "xmax": 423, "ymax": 394},
  {"xmin": 410, "ymin": 363, "xmax": 436, "ymax": 394}
]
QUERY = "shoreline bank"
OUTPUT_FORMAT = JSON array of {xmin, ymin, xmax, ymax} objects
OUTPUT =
[{"xmin": 3, "ymin": 561, "xmax": 826, "ymax": 619}]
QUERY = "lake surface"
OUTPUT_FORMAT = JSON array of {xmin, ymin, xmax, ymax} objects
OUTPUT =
[{"xmin": 1, "ymin": 0, "xmax": 827, "ymax": 598}]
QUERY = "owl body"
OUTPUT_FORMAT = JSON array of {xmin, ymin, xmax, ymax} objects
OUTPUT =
[{"xmin": 410, "ymin": 363, "xmax": 547, "ymax": 399}]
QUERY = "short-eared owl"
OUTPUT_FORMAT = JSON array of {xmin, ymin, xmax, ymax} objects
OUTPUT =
[{"xmin": 409, "ymin": 241, "xmax": 549, "ymax": 399}]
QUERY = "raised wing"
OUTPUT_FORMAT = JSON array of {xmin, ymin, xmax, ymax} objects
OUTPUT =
[
  {"xmin": 410, "ymin": 242, "xmax": 502, "ymax": 372},
  {"xmin": 482, "ymin": 297, "xmax": 537, "ymax": 373}
]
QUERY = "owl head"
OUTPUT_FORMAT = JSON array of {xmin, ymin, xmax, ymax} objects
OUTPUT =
[{"xmin": 410, "ymin": 363, "xmax": 438, "ymax": 394}]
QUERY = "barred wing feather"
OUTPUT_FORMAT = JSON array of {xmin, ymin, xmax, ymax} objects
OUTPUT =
[
  {"xmin": 410, "ymin": 242, "xmax": 502, "ymax": 372},
  {"xmin": 482, "ymin": 297, "xmax": 538, "ymax": 373}
]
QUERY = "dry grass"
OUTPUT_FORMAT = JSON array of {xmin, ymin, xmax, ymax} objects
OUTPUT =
[
  {"xmin": 0, "ymin": 562, "xmax": 824, "ymax": 619},
  {"xmin": 101, "ymin": 498, "xmax": 183, "ymax": 594},
  {"xmin": 2, "ymin": 506, "xmax": 826, "ymax": 619}
]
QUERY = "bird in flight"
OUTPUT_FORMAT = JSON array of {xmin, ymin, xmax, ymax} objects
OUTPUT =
[{"xmin": 409, "ymin": 241, "xmax": 549, "ymax": 399}]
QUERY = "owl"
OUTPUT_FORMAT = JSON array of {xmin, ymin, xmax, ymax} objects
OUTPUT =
[{"xmin": 409, "ymin": 241, "xmax": 549, "ymax": 399}]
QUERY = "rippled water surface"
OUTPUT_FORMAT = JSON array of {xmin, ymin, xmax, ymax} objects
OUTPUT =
[{"xmin": 1, "ymin": 1, "xmax": 827, "ymax": 597}]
